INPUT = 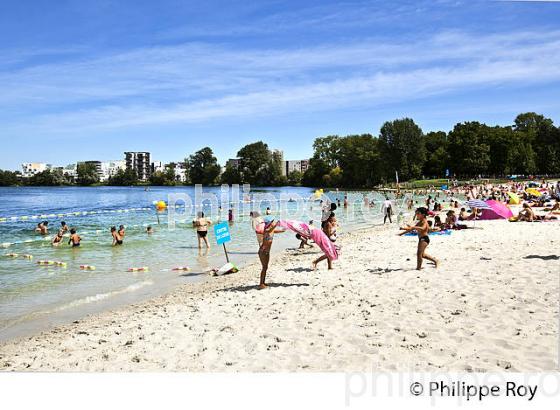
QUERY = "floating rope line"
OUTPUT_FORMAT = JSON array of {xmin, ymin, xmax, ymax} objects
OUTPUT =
[{"xmin": 0, "ymin": 206, "xmax": 154, "ymax": 224}]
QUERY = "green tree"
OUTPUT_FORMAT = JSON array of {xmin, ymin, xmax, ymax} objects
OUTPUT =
[
  {"xmin": 336, "ymin": 134, "xmax": 381, "ymax": 187},
  {"xmin": 312, "ymin": 135, "xmax": 341, "ymax": 168},
  {"xmin": 26, "ymin": 169, "xmax": 68, "ymax": 186},
  {"xmin": 483, "ymin": 126, "xmax": 514, "ymax": 177},
  {"xmin": 287, "ymin": 170, "xmax": 303, "ymax": 186},
  {"xmin": 302, "ymin": 157, "xmax": 331, "ymax": 187},
  {"xmin": 447, "ymin": 122, "xmax": 491, "ymax": 177},
  {"xmin": 220, "ymin": 164, "xmax": 241, "ymax": 185},
  {"xmin": 76, "ymin": 163, "xmax": 100, "ymax": 186},
  {"xmin": 423, "ymin": 131, "xmax": 448, "ymax": 177},
  {"xmin": 237, "ymin": 141, "xmax": 277, "ymax": 186},
  {"xmin": 186, "ymin": 147, "xmax": 221, "ymax": 185},
  {"xmin": 379, "ymin": 118, "xmax": 426, "ymax": 181},
  {"xmin": 508, "ymin": 133, "xmax": 537, "ymax": 175},
  {"xmin": 107, "ymin": 168, "xmax": 138, "ymax": 186},
  {"xmin": 0, "ymin": 170, "xmax": 19, "ymax": 186},
  {"xmin": 149, "ymin": 164, "xmax": 177, "ymax": 186}
]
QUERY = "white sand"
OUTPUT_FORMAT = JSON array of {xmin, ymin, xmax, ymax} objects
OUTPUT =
[{"xmin": 0, "ymin": 220, "xmax": 558, "ymax": 372}]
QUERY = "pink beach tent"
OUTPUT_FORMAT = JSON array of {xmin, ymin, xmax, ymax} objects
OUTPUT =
[{"xmin": 479, "ymin": 200, "xmax": 514, "ymax": 220}]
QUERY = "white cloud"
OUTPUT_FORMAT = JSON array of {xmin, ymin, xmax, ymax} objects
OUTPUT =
[{"xmin": 1, "ymin": 29, "xmax": 560, "ymax": 136}]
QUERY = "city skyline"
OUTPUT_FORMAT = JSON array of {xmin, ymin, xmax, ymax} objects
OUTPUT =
[{"xmin": 1, "ymin": 0, "xmax": 560, "ymax": 170}]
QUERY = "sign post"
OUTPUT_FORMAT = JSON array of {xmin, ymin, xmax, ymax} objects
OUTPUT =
[{"xmin": 214, "ymin": 222, "xmax": 232, "ymax": 263}]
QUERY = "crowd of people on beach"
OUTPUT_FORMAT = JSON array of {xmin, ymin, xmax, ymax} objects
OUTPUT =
[{"xmin": 26, "ymin": 179, "xmax": 560, "ymax": 289}]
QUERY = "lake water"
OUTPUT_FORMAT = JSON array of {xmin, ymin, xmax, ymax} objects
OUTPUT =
[{"xmin": 0, "ymin": 185, "xmax": 399, "ymax": 341}]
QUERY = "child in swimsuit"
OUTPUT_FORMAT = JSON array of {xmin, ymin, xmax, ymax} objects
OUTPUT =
[
  {"xmin": 258, "ymin": 218, "xmax": 278, "ymax": 289},
  {"xmin": 118, "ymin": 225, "xmax": 126, "ymax": 238},
  {"xmin": 399, "ymin": 207, "xmax": 439, "ymax": 270},
  {"xmin": 111, "ymin": 226, "xmax": 123, "ymax": 246},
  {"xmin": 60, "ymin": 221, "xmax": 68, "ymax": 233},
  {"xmin": 296, "ymin": 233, "xmax": 312, "ymax": 249},
  {"xmin": 52, "ymin": 230, "xmax": 64, "ymax": 246},
  {"xmin": 68, "ymin": 228, "xmax": 81, "ymax": 247}
]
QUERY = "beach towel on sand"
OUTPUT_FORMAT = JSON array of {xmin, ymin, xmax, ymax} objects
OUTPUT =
[
  {"xmin": 404, "ymin": 230, "xmax": 452, "ymax": 237},
  {"xmin": 278, "ymin": 220, "xmax": 339, "ymax": 261}
]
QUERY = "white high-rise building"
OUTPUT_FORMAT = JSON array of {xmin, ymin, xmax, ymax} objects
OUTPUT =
[
  {"xmin": 100, "ymin": 160, "xmax": 126, "ymax": 181},
  {"xmin": 125, "ymin": 152, "xmax": 151, "ymax": 181},
  {"xmin": 285, "ymin": 159, "xmax": 310, "ymax": 175}
]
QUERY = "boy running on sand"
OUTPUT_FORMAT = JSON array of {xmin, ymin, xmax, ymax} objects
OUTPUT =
[{"xmin": 399, "ymin": 207, "xmax": 439, "ymax": 270}]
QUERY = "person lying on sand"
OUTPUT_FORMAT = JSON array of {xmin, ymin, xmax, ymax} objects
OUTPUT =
[
  {"xmin": 399, "ymin": 207, "xmax": 439, "ymax": 270},
  {"xmin": 543, "ymin": 202, "xmax": 560, "ymax": 212}
]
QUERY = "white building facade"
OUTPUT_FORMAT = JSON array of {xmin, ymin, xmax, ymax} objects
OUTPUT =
[{"xmin": 21, "ymin": 163, "xmax": 52, "ymax": 178}]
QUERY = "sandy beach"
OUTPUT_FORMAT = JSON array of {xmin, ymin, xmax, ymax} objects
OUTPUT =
[{"xmin": 0, "ymin": 220, "xmax": 558, "ymax": 372}]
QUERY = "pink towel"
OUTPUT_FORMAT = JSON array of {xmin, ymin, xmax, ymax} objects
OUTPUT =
[{"xmin": 279, "ymin": 220, "xmax": 338, "ymax": 261}]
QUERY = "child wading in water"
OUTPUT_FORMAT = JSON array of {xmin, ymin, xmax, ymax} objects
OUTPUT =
[
  {"xmin": 399, "ymin": 207, "xmax": 439, "ymax": 270},
  {"xmin": 258, "ymin": 217, "xmax": 279, "ymax": 289}
]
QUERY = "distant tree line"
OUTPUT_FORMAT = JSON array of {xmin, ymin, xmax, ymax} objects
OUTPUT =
[
  {"xmin": 1, "ymin": 112, "xmax": 559, "ymax": 188},
  {"xmin": 301, "ymin": 112, "xmax": 560, "ymax": 188}
]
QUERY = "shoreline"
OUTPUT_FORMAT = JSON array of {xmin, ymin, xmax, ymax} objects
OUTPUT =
[{"xmin": 1, "ymin": 219, "xmax": 558, "ymax": 372}]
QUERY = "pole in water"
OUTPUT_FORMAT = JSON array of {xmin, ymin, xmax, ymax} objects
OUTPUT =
[
  {"xmin": 223, "ymin": 243, "xmax": 230, "ymax": 263},
  {"xmin": 156, "ymin": 211, "xmax": 160, "ymax": 225}
]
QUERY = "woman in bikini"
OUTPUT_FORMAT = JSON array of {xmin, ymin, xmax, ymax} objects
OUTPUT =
[
  {"xmin": 258, "ymin": 218, "xmax": 279, "ymax": 289},
  {"xmin": 111, "ymin": 226, "xmax": 123, "ymax": 246},
  {"xmin": 193, "ymin": 212, "xmax": 211, "ymax": 249},
  {"xmin": 399, "ymin": 207, "xmax": 439, "ymax": 270}
]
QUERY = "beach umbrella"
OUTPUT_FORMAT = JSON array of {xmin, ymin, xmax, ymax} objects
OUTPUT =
[
  {"xmin": 507, "ymin": 192, "xmax": 520, "ymax": 205},
  {"xmin": 466, "ymin": 199, "xmax": 491, "ymax": 210},
  {"xmin": 479, "ymin": 200, "xmax": 514, "ymax": 220},
  {"xmin": 526, "ymin": 188, "xmax": 541, "ymax": 197}
]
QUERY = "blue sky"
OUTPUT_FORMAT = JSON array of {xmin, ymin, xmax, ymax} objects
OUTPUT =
[{"xmin": 1, "ymin": 0, "xmax": 560, "ymax": 170}]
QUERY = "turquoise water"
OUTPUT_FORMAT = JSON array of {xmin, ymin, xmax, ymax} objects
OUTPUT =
[{"xmin": 0, "ymin": 186, "xmax": 396, "ymax": 340}]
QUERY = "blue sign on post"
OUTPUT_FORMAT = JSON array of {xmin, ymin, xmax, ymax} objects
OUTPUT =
[
  {"xmin": 214, "ymin": 222, "xmax": 231, "ymax": 262},
  {"xmin": 214, "ymin": 222, "xmax": 231, "ymax": 245}
]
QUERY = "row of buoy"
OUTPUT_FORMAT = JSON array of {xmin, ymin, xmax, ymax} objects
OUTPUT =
[
  {"xmin": 0, "ymin": 207, "xmax": 153, "ymax": 224},
  {"xmin": 3, "ymin": 253, "xmax": 192, "ymax": 273},
  {"xmin": 37, "ymin": 260, "xmax": 67, "ymax": 267},
  {"xmin": 5, "ymin": 253, "xmax": 33, "ymax": 259}
]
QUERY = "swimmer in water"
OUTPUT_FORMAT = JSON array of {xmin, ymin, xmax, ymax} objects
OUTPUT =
[
  {"xmin": 111, "ymin": 226, "xmax": 123, "ymax": 246},
  {"xmin": 68, "ymin": 228, "xmax": 81, "ymax": 247},
  {"xmin": 35, "ymin": 221, "xmax": 49, "ymax": 235},
  {"xmin": 399, "ymin": 207, "xmax": 439, "ymax": 270},
  {"xmin": 51, "ymin": 230, "xmax": 64, "ymax": 246},
  {"xmin": 60, "ymin": 221, "xmax": 68, "ymax": 233},
  {"xmin": 146, "ymin": 226, "xmax": 154, "ymax": 234},
  {"xmin": 118, "ymin": 225, "xmax": 126, "ymax": 238}
]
